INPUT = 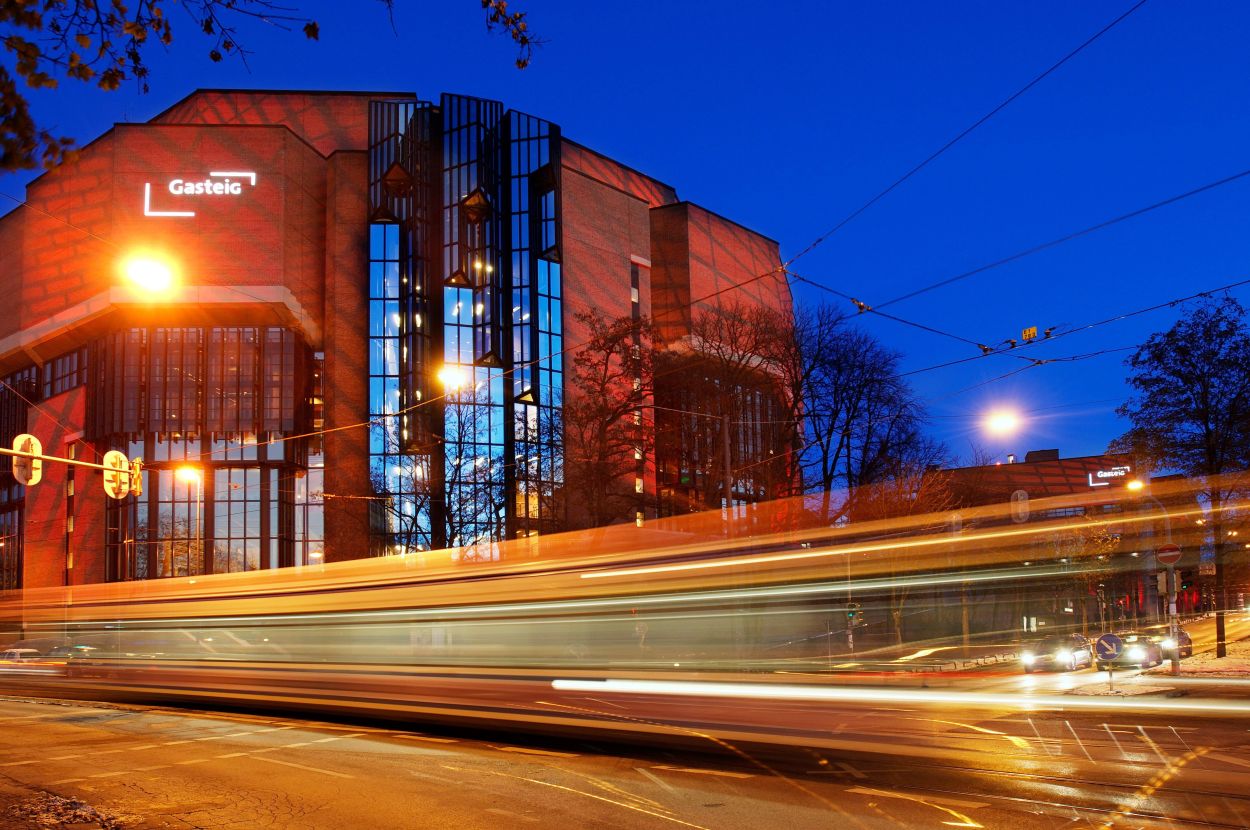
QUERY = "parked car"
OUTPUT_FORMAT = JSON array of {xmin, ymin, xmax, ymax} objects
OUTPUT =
[
  {"xmin": 1096, "ymin": 632, "xmax": 1163, "ymax": 671},
  {"xmin": 1020, "ymin": 633, "xmax": 1094, "ymax": 673},
  {"xmin": 1145, "ymin": 628, "xmax": 1193, "ymax": 659},
  {"xmin": 0, "ymin": 648, "xmax": 43, "ymax": 663}
]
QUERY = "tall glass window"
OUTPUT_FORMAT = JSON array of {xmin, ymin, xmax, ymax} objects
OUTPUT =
[
  {"xmin": 370, "ymin": 223, "xmax": 430, "ymax": 553},
  {"xmin": 92, "ymin": 326, "xmax": 314, "ymax": 581}
]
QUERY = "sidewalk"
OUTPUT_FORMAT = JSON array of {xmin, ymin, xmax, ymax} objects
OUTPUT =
[{"xmin": 1144, "ymin": 638, "xmax": 1250, "ymax": 677}]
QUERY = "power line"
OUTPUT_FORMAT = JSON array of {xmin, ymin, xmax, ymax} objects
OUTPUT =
[
  {"xmin": 931, "ymin": 344, "xmax": 1137, "ymax": 401},
  {"xmin": 783, "ymin": 0, "xmax": 1149, "ymax": 268},
  {"xmin": 785, "ymin": 268, "xmax": 1030, "ymax": 359},
  {"xmin": 875, "ymin": 165, "xmax": 1250, "ymax": 309},
  {"xmin": 891, "ymin": 273, "xmax": 1250, "ymax": 381}
]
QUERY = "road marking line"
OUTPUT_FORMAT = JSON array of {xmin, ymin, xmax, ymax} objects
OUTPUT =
[
  {"xmin": 47, "ymin": 754, "xmax": 82, "ymax": 761},
  {"xmin": 0, "ymin": 760, "xmax": 37, "ymax": 767},
  {"xmin": 162, "ymin": 740, "xmax": 193, "ymax": 746},
  {"xmin": 494, "ymin": 745, "xmax": 579, "ymax": 758},
  {"xmin": 312, "ymin": 733, "xmax": 365, "ymax": 743},
  {"xmin": 393, "ymin": 734, "xmax": 457, "ymax": 744},
  {"xmin": 636, "ymin": 767, "xmax": 678, "ymax": 794},
  {"xmin": 131, "ymin": 765, "xmax": 166, "ymax": 772},
  {"xmin": 837, "ymin": 762, "xmax": 868, "ymax": 779},
  {"xmin": 1208, "ymin": 752, "xmax": 1250, "ymax": 770},
  {"xmin": 845, "ymin": 786, "xmax": 988, "ymax": 810},
  {"xmin": 127, "ymin": 744, "xmax": 160, "ymax": 751},
  {"xmin": 89, "ymin": 771, "xmax": 128, "ymax": 779},
  {"xmin": 653, "ymin": 766, "xmax": 753, "ymax": 779},
  {"xmin": 216, "ymin": 753, "xmax": 247, "ymax": 759},
  {"xmin": 51, "ymin": 778, "xmax": 84, "ymax": 785},
  {"xmin": 175, "ymin": 759, "xmax": 209, "ymax": 765},
  {"xmin": 895, "ymin": 647, "xmax": 955, "ymax": 663},
  {"xmin": 249, "ymin": 755, "xmax": 354, "ymax": 779},
  {"xmin": 485, "ymin": 808, "xmax": 541, "ymax": 823}
]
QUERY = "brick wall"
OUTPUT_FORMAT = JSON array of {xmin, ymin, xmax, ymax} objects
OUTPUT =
[
  {"xmin": 561, "ymin": 140, "xmax": 677, "ymax": 208},
  {"xmin": 321, "ymin": 152, "xmax": 372, "ymax": 561},
  {"xmin": 153, "ymin": 90, "xmax": 396, "ymax": 157}
]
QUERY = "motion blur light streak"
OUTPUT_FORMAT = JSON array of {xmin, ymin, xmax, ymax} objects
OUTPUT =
[
  {"xmin": 549, "ymin": 679, "xmax": 1250, "ymax": 715},
  {"xmin": 0, "ymin": 476, "xmax": 1245, "ymax": 767}
]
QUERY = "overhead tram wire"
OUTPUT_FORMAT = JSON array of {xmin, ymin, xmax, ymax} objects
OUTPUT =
[
  {"xmin": 782, "ymin": 0, "xmax": 1149, "ymax": 269},
  {"xmin": 888, "ymin": 273, "xmax": 1250, "ymax": 382},
  {"xmin": 784, "ymin": 268, "xmax": 1032, "ymax": 360},
  {"xmin": 929, "ymin": 344, "xmax": 1138, "ymax": 402},
  {"xmin": 875, "ymin": 165, "xmax": 1250, "ymax": 310}
]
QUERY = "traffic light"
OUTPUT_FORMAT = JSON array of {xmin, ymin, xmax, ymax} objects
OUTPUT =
[
  {"xmin": 846, "ymin": 602, "xmax": 862, "ymax": 625},
  {"xmin": 10, "ymin": 434, "xmax": 42, "ymax": 486},
  {"xmin": 1181, "ymin": 574, "xmax": 1193, "ymax": 591}
]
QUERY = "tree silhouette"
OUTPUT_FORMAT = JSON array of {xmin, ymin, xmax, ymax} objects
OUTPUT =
[{"xmin": 1112, "ymin": 296, "xmax": 1250, "ymax": 656}]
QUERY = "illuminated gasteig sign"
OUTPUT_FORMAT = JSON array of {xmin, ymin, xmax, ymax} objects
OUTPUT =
[
  {"xmin": 143, "ymin": 171, "xmax": 258, "ymax": 218},
  {"xmin": 1088, "ymin": 465, "xmax": 1131, "ymax": 488}
]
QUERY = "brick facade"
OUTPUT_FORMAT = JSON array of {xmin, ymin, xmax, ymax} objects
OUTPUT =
[{"xmin": 0, "ymin": 88, "xmax": 789, "ymax": 587}]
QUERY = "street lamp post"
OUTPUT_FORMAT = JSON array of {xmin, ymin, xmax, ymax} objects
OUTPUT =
[{"xmin": 176, "ymin": 466, "xmax": 203, "ymax": 575}]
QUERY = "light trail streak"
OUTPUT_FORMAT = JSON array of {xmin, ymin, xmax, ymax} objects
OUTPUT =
[
  {"xmin": 579, "ymin": 503, "xmax": 1219, "ymax": 580},
  {"xmin": 35, "ymin": 565, "xmax": 1076, "ymax": 633},
  {"xmin": 550, "ymin": 678, "xmax": 1250, "ymax": 716}
]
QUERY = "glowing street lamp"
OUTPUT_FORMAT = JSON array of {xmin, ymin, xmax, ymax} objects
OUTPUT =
[
  {"xmin": 120, "ymin": 252, "xmax": 179, "ymax": 295},
  {"xmin": 982, "ymin": 408, "xmax": 1022, "ymax": 437},
  {"xmin": 437, "ymin": 365, "xmax": 469, "ymax": 391},
  {"xmin": 1126, "ymin": 479, "xmax": 1145, "ymax": 492}
]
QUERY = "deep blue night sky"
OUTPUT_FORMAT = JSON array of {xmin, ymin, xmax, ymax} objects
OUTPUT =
[{"xmin": 4, "ymin": 1, "xmax": 1249, "ymax": 464}]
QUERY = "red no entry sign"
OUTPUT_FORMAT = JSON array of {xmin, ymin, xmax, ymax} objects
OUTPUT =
[{"xmin": 1157, "ymin": 544, "xmax": 1182, "ymax": 566}]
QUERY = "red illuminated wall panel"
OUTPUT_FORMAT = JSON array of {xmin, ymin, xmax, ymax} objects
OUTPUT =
[
  {"xmin": 321, "ymin": 152, "xmax": 371, "ymax": 561},
  {"xmin": 561, "ymin": 140, "xmax": 677, "ymax": 209},
  {"xmin": 153, "ymin": 90, "xmax": 397, "ymax": 157}
]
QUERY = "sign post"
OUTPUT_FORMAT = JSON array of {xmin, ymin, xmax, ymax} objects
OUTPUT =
[
  {"xmin": 1096, "ymin": 633, "xmax": 1124, "ymax": 692},
  {"xmin": 1157, "ymin": 544, "xmax": 1182, "ymax": 676}
]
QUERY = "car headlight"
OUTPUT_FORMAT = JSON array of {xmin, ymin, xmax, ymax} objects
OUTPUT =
[
  {"xmin": 1127, "ymin": 646, "xmax": 1145, "ymax": 660},
  {"xmin": 1021, "ymin": 652, "xmax": 1035, "ymax": 665},
  {"xmin": 1161, "ymin": 638, "xmax": 1176, "ymax": 650}
]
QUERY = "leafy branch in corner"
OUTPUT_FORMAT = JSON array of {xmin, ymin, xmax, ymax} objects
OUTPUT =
[{"xmin": 0, "ymin": 0, "xmax": 540, "ymax": 171}]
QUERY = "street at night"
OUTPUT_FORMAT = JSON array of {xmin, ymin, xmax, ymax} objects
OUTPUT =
[{"xmin": 5, "ymin": 1, "xmax": 1250, "ymax": 828}]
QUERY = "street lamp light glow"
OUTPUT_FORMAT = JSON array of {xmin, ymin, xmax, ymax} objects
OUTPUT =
[
  {"xmin": 175, "ymin": 465, "xmax": 202, "ymax": 484},
  {"xmin": 1126, "ymin": 479, "xmax": 1145, "ymax": 492},
  {"xmin": 437, "ymin": 365, "xmax": 469, "ymax": 390},
  {"xmin": 983, "ymin": 409, "xmax": 1022, "ymax": 437},
  {"xmin": 120, "ymin": 252, "xmax": 178, "ymax": 294}
]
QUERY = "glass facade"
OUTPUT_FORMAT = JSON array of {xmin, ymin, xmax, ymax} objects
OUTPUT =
[
  {"xmin": 90, "ymin": 325, "xmax": 315, "ymax": 581},
  {"xmin": 367, "ymin": 95, "xmax": 565, "ymax": 556}
]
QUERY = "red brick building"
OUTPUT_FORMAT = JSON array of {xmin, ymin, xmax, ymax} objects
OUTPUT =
[{"xmin": 0, "ymin": 89, "xmax": 792, "ymax": 588}]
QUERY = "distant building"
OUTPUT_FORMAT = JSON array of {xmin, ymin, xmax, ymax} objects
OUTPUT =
[
  {"xmin": 941, "ymin": 449, "xmax": 1175, "ymax": 633},
  {"xmin": 0, "ymin": 89, "xmax": 792, "ymax": 588}
]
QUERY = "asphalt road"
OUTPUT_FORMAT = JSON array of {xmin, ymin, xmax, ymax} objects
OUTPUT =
[{"xmin": 0, "ymin": 694, "xmax": 1245, "ymax": 829}]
